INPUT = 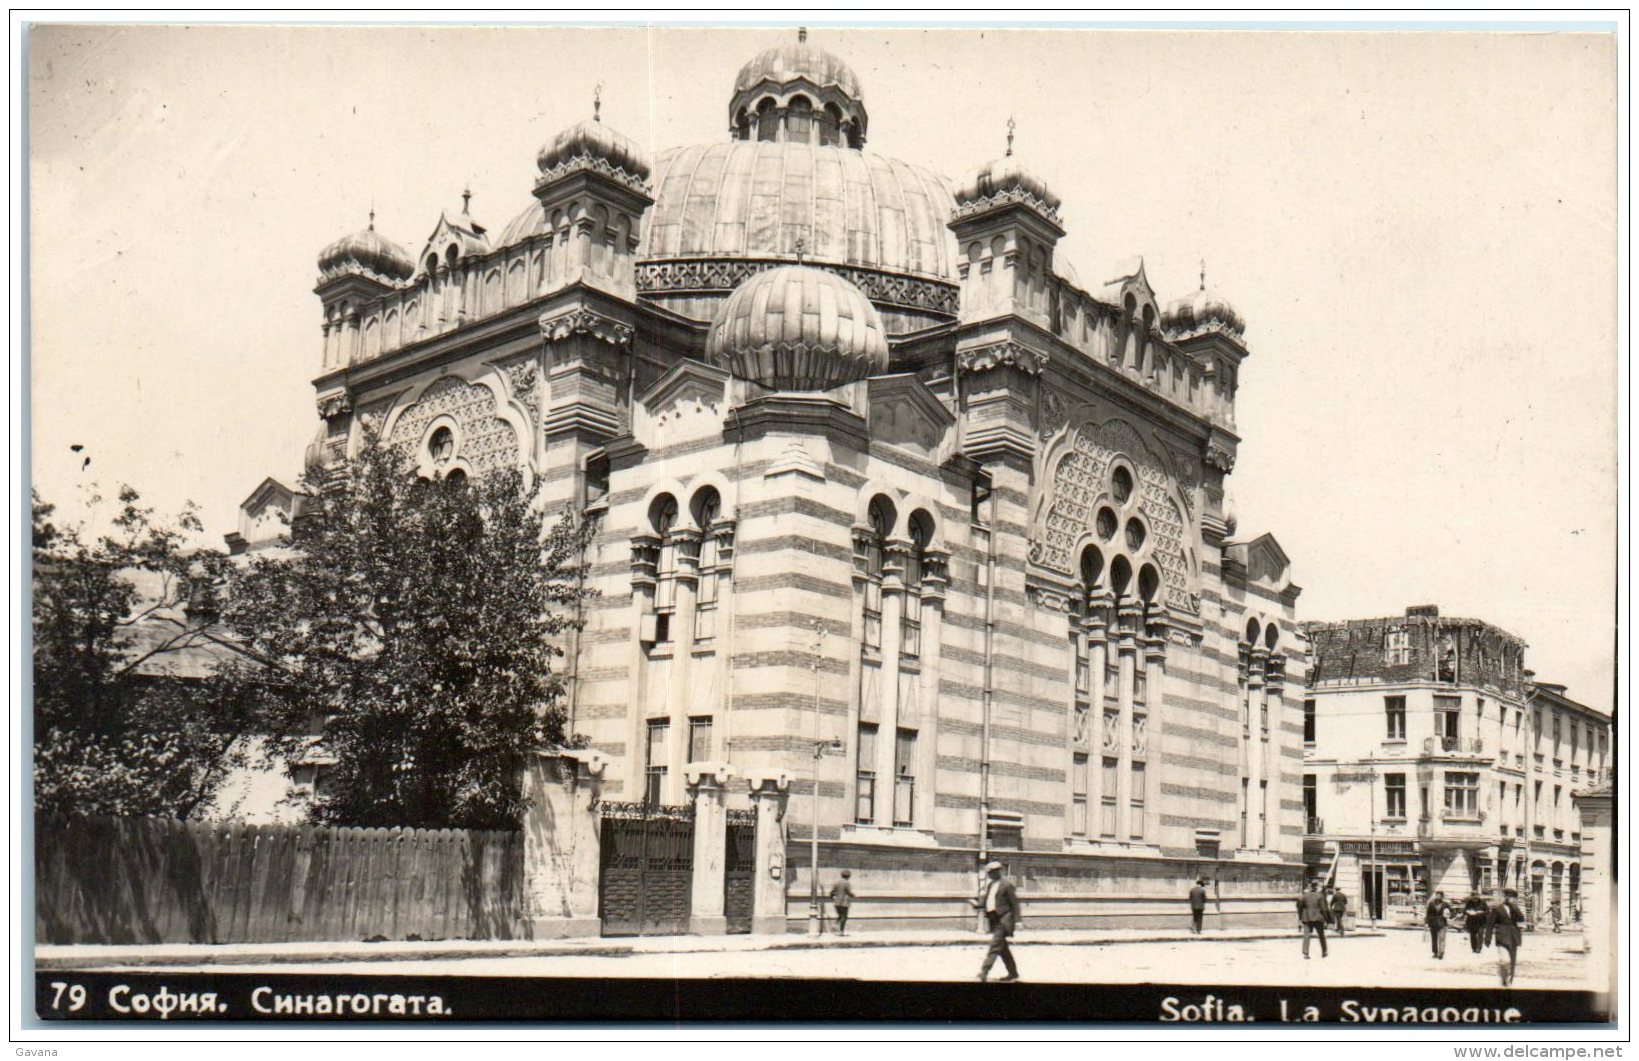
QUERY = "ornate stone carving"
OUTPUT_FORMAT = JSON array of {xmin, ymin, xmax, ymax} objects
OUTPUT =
[
  {"xmin": 950, "ymin": 187, "xmax": 1065, "ymax": 228},
  {"xmin": 1132, "ymin": 713, "xmax": 1147, "ymax": 754},
  {"xmin": 629, "ymin": 533, "xmax": 660, "ymax": 589},
  {"xmin": 387, "ymin": 377, "xmax": 522, "ymax": 475},
  {"xmin": 636, "ymin": 259, "xmax": 959, "ymax": 316},
  {"xmin": 534, "ymin": 154, "xmax": 652, "ymax": 197},
  {"xmin": 958, "ymin": 340, "xmax": 1048, "ymax": 377},
  {"xmin": 1101, "ymin": 711, "xmax": 1121, "ymax": 753},
  {"xmin": 539, "ymin": 308, "xmax": 634, "ymax": 347},
  {"xmin": 500, "ymin": 358, "xmax": 542, "ymax": 425},
  {"xmin": 1073, "ymin": 703, "xmax": 1092, "ymax": 746},
  {"xmin": 1206, "ymin": 439, "xmax": 1236, "ymax": 473},
  {"xmin": 317, "ymin": 393, "xmax": 353, "ymax": 419},
  {"xmin": 1040, "ymin": 390, "xmax": 1070, "ymax": 442}
]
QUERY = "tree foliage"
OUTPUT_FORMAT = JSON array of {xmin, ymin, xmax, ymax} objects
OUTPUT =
[
  {"xmin": 224, "ymin": 435, "xmax": 591, "ymax": 830},
  {"xmin": 32, "ymin": 487, "xmax": 265, "ymax": 819}
]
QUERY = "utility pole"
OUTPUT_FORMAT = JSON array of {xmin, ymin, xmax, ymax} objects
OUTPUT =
[{"xmin": 1368, "ymin": 770, "xmax": 1378, "ymax": 929}]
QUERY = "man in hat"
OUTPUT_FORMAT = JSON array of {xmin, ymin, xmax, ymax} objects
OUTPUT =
[
  {"xmin": 1187, "ymin": 877, "xmax": 1209, "ymax": 935},
  {"xmin": 1425, "ymin": 890, "xmax": 1453, "ymax": 959},
  {"xmin": 1327, "ymin": 885, "xmax": 1349, "ymax": 936},
  {"xmin": 1296, "ymin": 878, "xmax": 1329, "ymax": 959},
  {"xmin": 1462, "ymin": 893, "xmax": 1490, "ymax": 953},
  {"xmin": 828, "ymin": 870, "xmax": 855, "ymax": 936},
  {"xmin": 1484, "ymin": 887, "xmax": 1527, "ymax": 987},
  {"xmin": 970, "ymin": 860, "xmax": 1021, "ymax": 982}
]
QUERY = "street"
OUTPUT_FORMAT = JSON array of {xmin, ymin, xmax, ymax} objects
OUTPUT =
[{"xmin": 83, "ymin": 929, "xmax": 1593, "ymax": 990}]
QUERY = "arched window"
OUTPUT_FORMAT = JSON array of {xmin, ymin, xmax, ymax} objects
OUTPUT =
[
  {"xmin": 902, "ymin": 511, "xmax": 933, "ymax": 659},
  {"xmin": 652, "ymin": 496, "xmax": 679, "ymax": 646},
  {"xmin": 861, "ymin": 496, "xmax": 894, "ymax": 651},
  {"xmin": 735, "ymin": 108, "xmax": 751, "ymax": 141},
  {"xmin": 819, "ymin": 103, "xmax": 842, "ymax": 147},
  {"xmin": 756, "ymin": 98, "xmax": 778, "ymax": 142},
  {"xmin": 1108, "ymin": 556, "xmax": 1133, "ymax": 601},
  {"xmin": 428, "ymin": 426, "xmax": 455, "ymax": 464},
  {"xmin": 1138, "ymin": 563, "xmax": 1160, "ymax": 606},
  {"xmin": 693, "ymin": 488, "xmax": 722, "ymax": 642},
  {"xmin": 787, "ymin": 96, "xmax": 813, "ymax": 143},
  {"xmin": 443, "ymin": 467, "xmax": 467, "ymax": 487}
]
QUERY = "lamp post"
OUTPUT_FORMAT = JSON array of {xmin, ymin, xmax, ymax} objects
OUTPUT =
[
  {"xmin": 1368, "ymin": 770, "xmax": 1378, "ymax": 930},
  {"xmin": 808, "ymin": 619, "xmax": 825, "ymax": 937}
]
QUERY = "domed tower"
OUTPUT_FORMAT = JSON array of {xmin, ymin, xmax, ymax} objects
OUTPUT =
[
  {"xmin": 531, "ymin": 96, "xmax": 653, "ymax": 297},
  {"xmin": 728, "ymin": 27, "xmax": 867, "ymax": 148},
  {"xmin": 705, "ymin": 265, "xmax": 890, "ymax": 390},
  {"xmin": 315, "ymin": 212, "xmax": 413, "ymax": 372},
  {"xmin": 949, "ymin": 122, "xmax": 1066, "ymax": 323},
  {"xmin": 1161, "ymin": 263, "xmax": 1249, "ymax": 431}
]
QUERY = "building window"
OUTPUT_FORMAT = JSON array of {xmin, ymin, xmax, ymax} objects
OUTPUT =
[
  {"xmin": 1100, "ymin": 757, "xmax": 1119, "ymax": 838},
  {"xmin": 1195, "ymin": 834, "xmax": 1220, "ymax": 859},
  {"xmin": 855, "ymin": 723, "xmax": 878, "ymax": 824},
  {"xmin": 1240, "ymin": 778, "xmax": 1250, "ymax": 847},
  {"xmin": 1071, "ymin": 753, "xmax": 1089, "ymax": 837},
  {"xmin": 1303, "ymin": 698, "xmax": 1316, "ymax": 745},
  {"xmin": 1385, "ymin": 627, "xmax": 1411, "ymax": 665},
  {"xmin": 787, "ymin": 95, "xmax": 813, "ymax": 142},
  {"xmin": 1435, "ymin": 695, "xmax": 1462, "ymax": 749},
  {"xmin": 1303, "ymin": 774, "xmax": 1317, "ymax": 831},
  {"xmin": 861, "ymin": 498, "xmax": 890, "ymax": 652},
  {"xmin": 693, "ymin": 489, "xmax": 721, "ymax": 642},
  {"xmin": 645, "ymin": 719, "xmax": 668, "ymax": 805},
  {"xmin": 428, "ymin": 426, "xmax": 455, "ymax": 464},
  {"xmin": 1385, "ymin": 695, "xmax": 1406, "ymax": 741},
  {"xmin": 687, "ymin": 715, "xmax": 713, "ymax": 764},
  {"xmin": 902, "ymin": 511, "xmax": 932, "ymax": 660},
  {"xmin": 893, "ymin": 728, "xmax": 917, "ymax": 826},
  {"xmin": 1385, "ymin": 773, "xmax": 1407, "ymax": 820},
  {"xmin": 1444, "ymin": 772, "xmax": 1479, "ymax": 818},
  {"xmin": 1255, "ymin": 778, "xmax": 1267, "ymax": 848},
  {"xmin": 1130, "ymin": 762, "xmax": 1147, "ymax": 842},
  {"xmin": 651, "ymin": 497, "xmax": 679, "ymax": 646}
]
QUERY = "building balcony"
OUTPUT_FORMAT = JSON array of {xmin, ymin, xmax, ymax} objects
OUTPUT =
[{"xmin": 1424, "ymin": 736, "xmax": 1485, "ymax": 757}]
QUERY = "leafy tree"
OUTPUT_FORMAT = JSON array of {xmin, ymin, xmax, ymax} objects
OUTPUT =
[
  {"xmin": 224, "ymin": 433, "xmax": 590, "ymax": 830},
  {"xmin": 32, "ymin": 486, "xmax": 266, "ymax": 819}
]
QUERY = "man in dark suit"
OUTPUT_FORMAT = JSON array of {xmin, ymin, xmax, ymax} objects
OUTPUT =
[
  {"xmin": 1484, "ymin": 887, "xmax": 1527, "ymax": 987},
  {"xmin": 829, "ymin": 870, "xmax": 854, "ymax": 936},
  {"xmin": 1328, "ymin": 887, "xmax": 1349, "ymax": 935},
  {"xmin": 1296, "ymin": 878, "xmax": 1329, "ymax": 959},
  {"xmin": 1463, "ymin": 893, "xmax": 1490, "ymax": 953},
  {"xmin": 1188, "ymin": 878, "xmax": 1208, "ymax": 934},
  {"xmin": 1425, "ymin": 890, "xmax": 1454, "ymax": 958},
  {"xmin": 971, "ymin": 860, "xmax": 1020, "ymax": 982}
]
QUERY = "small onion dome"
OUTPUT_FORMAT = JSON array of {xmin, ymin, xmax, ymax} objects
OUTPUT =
[
  {"xmin": 1161, "ymin": 286, "xmax": 1246, "ymax": 340},
  {"xmin": 954, "ymin": 154, "xmax": 1062, "ymax": 214},
  {"xmin": 733, "ymin": 38, "xmax": 863, "ymax": 104},
  {"xmin": 317, "ymin": 223, "xmax": 413, "ymax": 282},
  {"xmin": 536, "ymin": 117, "xmax": 650, "ymax": 182},
  {"xmin": 705, "ymin": 265, "xmax": 890, "ymax": 390}
]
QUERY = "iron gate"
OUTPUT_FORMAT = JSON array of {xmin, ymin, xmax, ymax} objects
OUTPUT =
[
  {"xmin": 724, "ymin": 808, "xmax": 757, "ymax": 934},
  {"xmin": 598, "ymin": 802, "xmax": 694, "ymax": 936}
]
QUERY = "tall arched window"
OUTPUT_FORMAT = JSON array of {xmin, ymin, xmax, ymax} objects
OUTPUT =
[
  {"xmin": 756, "ymin": 98, "xmax": 778, "ymax": 142},
  {"xmin": 651, "ymin": 496, "xmax": 679, "ymax": 647},
  {"xmin": 735, "ymin": 108, "xmax": 751, "ymax": 141},
  {"xmin": 902, "ymin": 511, "xmax": 933, "ymax": 660},
  {"xmin": 693, "ymin": 488, "xmax": 722, "ymax": 643},
  {"xmin": 861, "ymin": 497, "xmax": 893, "ymax": 652},
  {"xmin": 819, "ymin": 103, "xmax": 842, "ymax": 146},
  {"xmin": 787, "ymin": 96, "xmax": 813, "ymax": 143}
]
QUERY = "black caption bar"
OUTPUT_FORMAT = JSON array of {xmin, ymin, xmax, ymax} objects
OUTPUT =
[{"xmin": 34, "ymin": 973, "xmax": 1612, "ymax": 1024}]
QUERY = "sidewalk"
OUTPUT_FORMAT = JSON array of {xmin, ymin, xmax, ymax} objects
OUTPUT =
[{"xmin": 36, "ymin": 925, "xmax": 1384, "ymax": 971}]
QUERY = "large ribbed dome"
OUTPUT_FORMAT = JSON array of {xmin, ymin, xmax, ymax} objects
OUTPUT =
[
  {"xmin": 318, "ymin": 222, "xmax": 414, "ymax": 282},
  {"xmin": 643, "ymin": 141, "xmax": 956, "ymax": 280},
  {"xmin": 536, "ymin": 116, "xmax": 650, "ymax": 182},
  {"xmin": 734, "ymin": 37, "xmax": 862, "ymax": 103},
  {"xmin": 705, "ymin": 265, "xmax": 890, "ymax": 390}
]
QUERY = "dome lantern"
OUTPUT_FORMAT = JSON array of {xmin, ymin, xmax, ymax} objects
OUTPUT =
[
  {"xmin": 952, "ymin": 121, "xmax": 1064, "ymax": 232},
  {"xmin": 1161, "ymin": 262, "xmax": 1246, "ymax": 342},
  {"xmin": 705, "ymin": 265, "xmax": 891, "ymax": 390},
  {"xmin": 317, "ymin": 211, "xmax": 414, "ymax": 284},
  {"xmin": 535, "ymin": 109, "xmax": 652, "ymax": 195},
  {"xmin": 729, "ymin": 29, "xmax": 868, "ymax": 148}
]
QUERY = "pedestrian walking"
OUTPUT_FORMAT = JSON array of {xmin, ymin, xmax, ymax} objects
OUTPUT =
[
  {"xmin": 1425, "ymin": 890, "xmax": 1453, "ymax": 959},
  {"xmin": 1328, "ymin": 886, "xmax": 1348, "ymax": 936},
  {"xmin": 1484, "ymin": 887, "xmax": 1527, "ymax": 987},
  {"xmin": 1188, "ymin": 877, "xmax": 1208, "ymax": 935},
  {"xmin": 1463, "ymin": 893, "xmax": 1489, "ymax": 953},
  {"xmin": 829, "ymin": 870, "xmax": 855, "ymax": 936},
  {"xmin": 1296, "ymin": 879, "xmax": 1329, "ymax": 959},
  {"xmin": 970, "ymin": 860, "xmax": 1021, "ymax": 982},
  {"xmin": 1548, "ymin": 900, "xmax": 1562, "ymax": 934}
]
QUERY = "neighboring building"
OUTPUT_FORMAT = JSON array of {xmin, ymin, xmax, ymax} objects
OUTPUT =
[
  {"xmin": 223, "ymin": 477, "xmax": 308, "ymax": 557},
  {"xmin": 1572, "ymin": 780, "xmax": 1614, "ymax": 1004},
  {"xmin": 1302, "ymin": 605, "xmax": 1612, "ymax": 923},
  {"xmin": 272, "ymin": 31, "xmax": 1308, "ymax": 929}
]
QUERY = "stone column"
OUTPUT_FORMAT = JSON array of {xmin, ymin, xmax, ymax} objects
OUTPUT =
[
  {"xmin": 1143, "ymin": 614, "xmax": 1170, "ymax": 847},
  {"xmin": 686, "ymin": 762, "xmax": 734, "ymax": 935},
  {"xmin": 917, "ymin": 548, "xmax": 950, "ymax": 829},
  {"xmin": 1115, "ymin": 601, "xmax": 1142, "ymax": 842},
  {"xmin": 748, "ymin": 771, "xmax": 792, "ymax": 934},
  {"xmin": 667, "ymin": 527, "xmax": 703, "ymax": 792},
  {"xmin": 873, "ymin": 539, "xmax": 909, "ymax": 826},
  {"xmin": 519, "ymin": 748, "xmax": 607, "ymax": 939},
  {"xmin": 1247, "ymin": 646, "xmax": 1268, "ymax": 849},
  {"xmin": 1084, "ymin": 593, "xmax": 1111, "ymax": 835}
]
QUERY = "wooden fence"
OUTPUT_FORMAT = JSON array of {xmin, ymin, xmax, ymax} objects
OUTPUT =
[{"xmin": 36, "ymin": 815, "xmax": 526, "ymax": 945}]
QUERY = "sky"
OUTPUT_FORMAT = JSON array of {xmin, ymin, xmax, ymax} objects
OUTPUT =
[{"xmin": 26, "ymin": 23, "xmax": 1619, "ymax": 709}]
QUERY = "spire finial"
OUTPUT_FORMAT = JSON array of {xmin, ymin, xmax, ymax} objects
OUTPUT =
[
  {"xmin": 593, "ymin": 82, "xmax": 603, "ymax": 122},
  {"xmin": 461, "ymin": 185, "xmax": 472, "ymax": 214},
  {"xmin": 1199, "ymin": 259, "xmax": 1206, "ymax": 291},
  {"xmin": 798, "ymin": 26, "xmax": 808, "ymax": 43},
  {"xmin": 368, "ymin": 202, "xmax": 375, "ymax": 231},
  {"xmin": 1006, "ymin": 116, "xmax": 1016, "ymax": 157}
]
